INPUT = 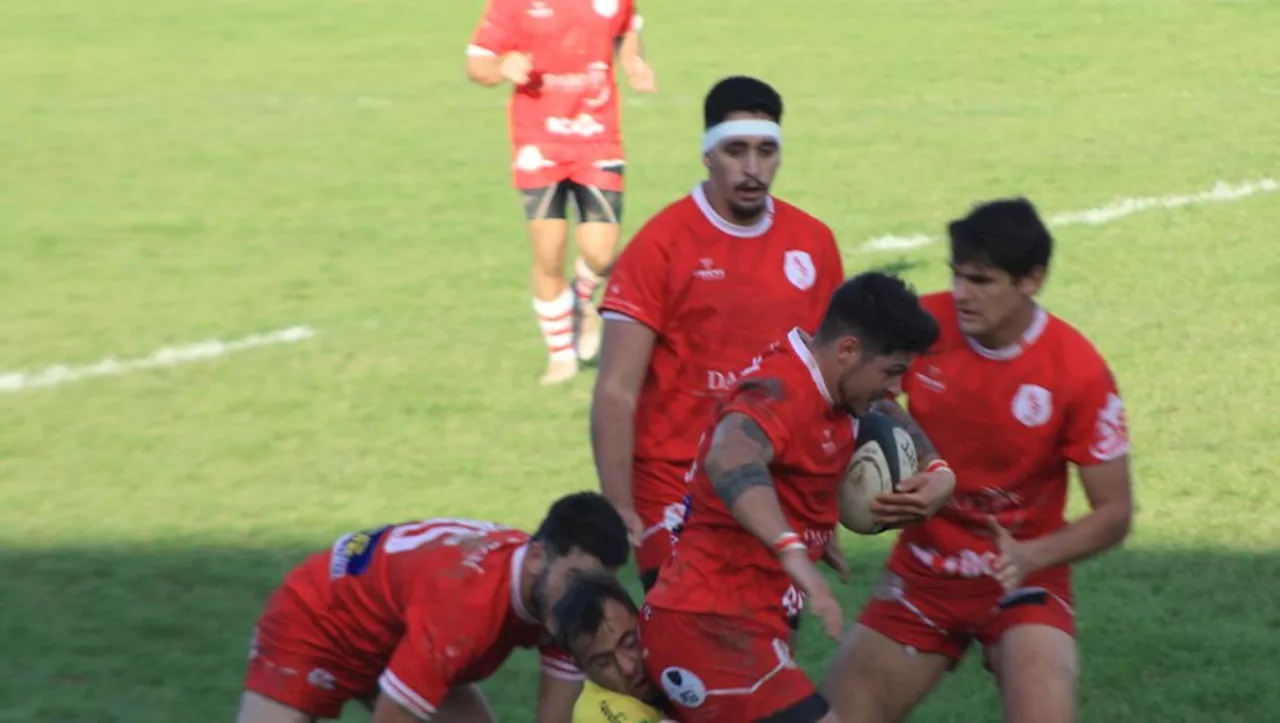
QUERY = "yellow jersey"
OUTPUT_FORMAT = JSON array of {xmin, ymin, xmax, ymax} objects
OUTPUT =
[{"xmin": 572, "ymin": 680, "xmax": 672, "ymax": 723}]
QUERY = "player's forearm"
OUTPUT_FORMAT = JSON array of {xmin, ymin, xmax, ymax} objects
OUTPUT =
[
  {"xmin": 590, "ymin": 389, "xmax": 638, "ymax": 510},
  {"xmin": 465, "ymin": 55, "xmax": 507, "ymax": 87},
  {"xmin": 536, "ymin": 675, "xmax": 581, "ymax": 723},
  {"xmin": 616, "ymin": 30, "xmax": 644, "ymax": 68},
  {"xmin": 1025, "ymin": 499, "xmax": 1132, "ymax": 571},
  {"xmin": 722, "ymin": 479, "xmax": 796, "ymax": 550},
  {"xmin": 870, "ymin": 398, "xmax": 939, "ymax": 468},
  {"xmin": 708, "ymin": 449, "xmax": 790, "ymax": 549}
]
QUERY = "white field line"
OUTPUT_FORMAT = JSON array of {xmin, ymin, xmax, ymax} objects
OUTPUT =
[
  {"xmin": 0, "ymin": 325, "xmax": 316, "ymax": 395},
  {"xmin": 860, "ymin": 178, "xmax": 1279, "ymax": 252}
]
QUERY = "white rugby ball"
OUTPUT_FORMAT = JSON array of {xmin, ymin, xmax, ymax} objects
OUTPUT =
[{"xmin": 838, "ymin": 411, "xmax": 918, "ymax": 535}]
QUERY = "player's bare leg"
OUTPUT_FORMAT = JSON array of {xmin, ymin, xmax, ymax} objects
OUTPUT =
[
  {"xmin": 528, "ymin": 217, "xmax": 577, "ymax": 385},
  {"xmin": 821, "ymin": 624, "xmax": 951, "ymax": 723},
  {"xmin": 435, "ymin": 683, "xmax": 497, "ymax": 723},
  {"xmin": 235, "ymin": 691, "xmax": 314, "ymax": 723},
  {"xmin": 989, "ymin": 624, "xmax": 1078, "ymax": 723},
  {"xmin": 569, "ymin": 182, "xmax": 622, "ymax": 364}
]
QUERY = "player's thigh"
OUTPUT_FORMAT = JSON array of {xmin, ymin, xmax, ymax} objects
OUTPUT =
[
  {"xmin": 236, "ymin": 691, "xmax": 316, "ymax": 723},
  {"xmin": 243, "ymin": 620, "xmax": 354, "ymax": 720},
  {"xmin": 435, "ymin": 684, "xmax": 497, "ymax": 723},
  {"xmin": 984, "ymin": 593, "xmax": 1078, "ymax": 723},
  {"xmin": 640, "ymin": 607, "xmax": 828, "ymax": 722},
  {"xmin": 821, "ymin": 623, "xmax": 952, "ymax": 723}
]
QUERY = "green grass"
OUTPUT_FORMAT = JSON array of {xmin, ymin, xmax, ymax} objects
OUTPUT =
[{"xmin": 2, "ymin": 0, "xmax": 1278, "ymax": 720}]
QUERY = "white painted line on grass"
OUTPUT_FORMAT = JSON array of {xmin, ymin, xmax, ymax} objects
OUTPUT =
[
  {"xmin": 0, "ymin": 325, "xmax": 317, "ymax": 395},
  {"xmin": 860, "ymin": 178, "xmax": 1279, "ymax": 253}
]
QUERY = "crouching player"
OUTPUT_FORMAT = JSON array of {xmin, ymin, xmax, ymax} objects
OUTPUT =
[
  {"xmin": 552, "ymin": 572, "xmax": 677, "ymax": 722},
  {"xmin": 236, "ymin": 492, "xmax": 629, "ymax": 723},
  {"xmin": 822, "ymin": 198, "xmax": 1135, "ymax": 723},
  {"xmin": 640, "ymin": 272, "xmax": 945, "ymax": 722}
]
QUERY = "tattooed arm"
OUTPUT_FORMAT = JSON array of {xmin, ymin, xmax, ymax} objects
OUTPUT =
[
  {"xmin": 870, "ymin": 398, "xmax": 939, "ymax": 470},
  {"xmin": 704, "ymin": 412, "xmax": 796, "ymax": 547}
]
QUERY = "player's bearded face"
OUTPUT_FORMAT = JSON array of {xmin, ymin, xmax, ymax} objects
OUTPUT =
[
  {"xmin": 706, "ymin": 140, "xmax": 779, "ymax": 222},
  {"xmin": 834, "ymin": 347, "xmax": 915, "ymax": 416}
]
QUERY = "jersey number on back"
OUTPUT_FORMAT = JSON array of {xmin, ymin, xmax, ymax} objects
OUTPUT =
[{"xmin": 384, "ymin": 518, "xmax": 508, "ymax": 554}]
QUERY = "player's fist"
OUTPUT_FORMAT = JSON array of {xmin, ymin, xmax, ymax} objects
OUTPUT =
[
  {"xmin": 624, "ymin": 58, "xmax": 657, "ymax": 93},
  {"xmin": 870, "ymin": 468, "xmax": 955, "ymax": 528},
  {"xmin": 499, "ymin": 52, "xmax": 533, "ymax": 86},
  {"xmin": 779, "ymin": 550, "xmax": 844, "ymax": 640}
]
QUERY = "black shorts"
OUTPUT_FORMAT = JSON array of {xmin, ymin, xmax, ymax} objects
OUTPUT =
[{"xmin": 521, "ymin": 179, "xmax": 623, "ymax": 224}]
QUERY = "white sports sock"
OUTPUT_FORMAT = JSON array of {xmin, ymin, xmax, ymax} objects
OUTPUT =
[
  {"xmin": 533, "ymin": 290, "xmax": 576, "ymax": 362},
  {"xmin": 573, "ymin": 257, "xmax": 603, "ymax": 306}
]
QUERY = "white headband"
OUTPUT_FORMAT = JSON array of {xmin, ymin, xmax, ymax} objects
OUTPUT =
[{"xmin": 701, "ymin": 119, "xmax": 781, "ymax": 154}]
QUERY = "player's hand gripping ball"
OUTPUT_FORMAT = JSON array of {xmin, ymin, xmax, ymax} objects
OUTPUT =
[{"xmin": 839, "ymin": 411, "xmax": 918, "ymax": 535}]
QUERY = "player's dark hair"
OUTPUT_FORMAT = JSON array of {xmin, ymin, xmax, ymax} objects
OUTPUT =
[
  {"xmin": 532, "ymin": 491, "xmax": 629, "ymax": 569},
  {"xmin": 815, "ymin": 272, "xmax": 939, "ymax": 355},
  {"xmin": 948, "ymin": 197, "xmax": 1053, "ymax": 279},
  {"xmin": 704, "ymin": 75, "xmax": 783, "ymax": 128},
  {"xmin": 551, "ymin": 571, "xmax": 638, "ymax": 653}
]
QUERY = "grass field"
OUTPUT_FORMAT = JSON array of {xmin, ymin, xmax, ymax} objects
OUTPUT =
[{"xmin": 2, "ymin": 0, "xmax": 1279, "ymax": 720}]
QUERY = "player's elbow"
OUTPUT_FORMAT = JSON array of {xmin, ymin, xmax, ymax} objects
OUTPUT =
[{"xmin": 1102, "ymin": 496, "xmax": 1134, "ymax": 549}]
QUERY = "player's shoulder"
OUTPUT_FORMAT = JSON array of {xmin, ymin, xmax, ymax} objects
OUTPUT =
[
  {"xmin": 1040, "ymin": 310, "xmax": 1114, "ymax": 377},
  {"xmin": 573, "ymin": 680, "xmax": 669, "ymax": 723},
  {"xmin": 769, "ymin": 197, "xmax": 837, "ymax": 242},
  {"xmin": 732, "ymin": 332, "xmax": 824, "ymax": 406},
  {"xmin": 623, "ymin": 194, "xmax": 701, "ymax": 253}
]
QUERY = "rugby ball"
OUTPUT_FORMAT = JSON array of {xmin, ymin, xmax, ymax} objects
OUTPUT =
[{"xmin": 838, "ymin": 412, "xmax": 918, "ymax": 535}]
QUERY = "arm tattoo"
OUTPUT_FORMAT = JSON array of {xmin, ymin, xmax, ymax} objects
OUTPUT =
[
  {"xmin": 871, "ymin": 398, "xmax": 938, "ymax": 464},
  {"xmin": 710, "ymin": 462, "xmax": 773, "ymax": 509},
  {"xmin": 707, "ymin": 414, "xmax": 776, "ymax": 508}
]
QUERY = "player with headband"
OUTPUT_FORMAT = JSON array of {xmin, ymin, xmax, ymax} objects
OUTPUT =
[{"xmin": 591, "ymin": 75, "xmax": 850, "ymax": 606}]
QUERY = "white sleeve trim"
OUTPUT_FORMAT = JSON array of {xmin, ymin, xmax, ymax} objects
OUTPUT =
[
  {"xmin": 379, "ymin": 670, "xmax": 437, "ymax": 720},
  {"xmin": 601, "ymin": 311, "xmax": 639, "ymax": 323},
  {"xmin": 541, "ymin": 655, "xmax": 586, "ymax": 681},
  {"xmin": 630, "ymin": 14, "xmax": 644, "ymax": 31},
  {"xmin": 466, "ymin": 44, "xmax": 496, "ymax": 57}
]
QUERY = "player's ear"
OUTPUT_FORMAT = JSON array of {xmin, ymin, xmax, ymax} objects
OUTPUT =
[
  {"xmin": 1016, "ymin": 265, "xmax": 1046, "ymax": 296},
  {"xmin": 526, "ymin": 540, "xmax": 548, "ymax": 567},
  {"xmin": 836, "ymin": 334, "xmax": 863, "ymax": 366}
]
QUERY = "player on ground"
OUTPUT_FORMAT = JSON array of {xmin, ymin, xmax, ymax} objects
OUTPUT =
[
  {"xmin": 591, "ymin": 75, "xmax": 847, "ymax": 595},
  {"xmin": 466, "ymin": 0, "xmax": 657, "ymax": 386},
  {"xmin": 237, "ymin": 491, "xmax": 629, "ymax": 723},
  {"xmin": 640, "ymin": 272, "xmax": 946, "ymax": 723},
  {"xmin": 552, "ymin": 572, "xmax": 676, "ymax": 722},
  {"xmin": 822, "ymin": 199, "xmax": 1135, "ymax": 723}
]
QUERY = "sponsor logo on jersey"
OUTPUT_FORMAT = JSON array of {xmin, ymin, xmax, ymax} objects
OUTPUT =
[
  {"xmin": 660, "ymin": 666, "xmax": 707, "ymax": 708},
  {"xmin": 1089, "ymin": 392, "xmax": 1130, "ymax": 460},
  {"xmin": 329, "ymin": 526, "xmax": 389, "ymax": 580}
]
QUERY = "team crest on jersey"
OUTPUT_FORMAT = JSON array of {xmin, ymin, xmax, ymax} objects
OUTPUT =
[
  {"xmin": 592, "ymin": 0, "xmax": 618, "ymax": 17},
  {"xmin": 329, "ymin": 526, "xmax": 389, "ymax": 580},
  {"xmin": 783, "ymin": 250, "xmax": 816, "ymax": 290},
  {"xmin": 661, "ymin": 666, "xmax": 707, "ymax": 708},
  {"xmin": 1011, "ymin": 384, "xmax": 1053, "ymax": 427}
]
